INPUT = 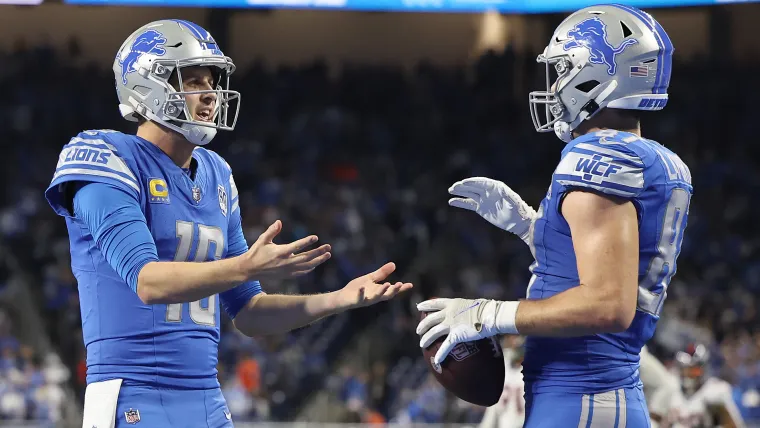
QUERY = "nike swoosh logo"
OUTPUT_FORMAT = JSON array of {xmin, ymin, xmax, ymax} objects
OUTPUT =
[
  {"xmin": 224, "ymin": 411, "xmax": 232, "ymax": 420},
  {"xmin": 454, "ymin": 301, "xmax": 480, "ymax": 318}
]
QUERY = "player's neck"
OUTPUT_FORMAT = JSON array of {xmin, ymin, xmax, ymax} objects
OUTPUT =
[{"xmin": 137, "ymin": 122, "xmax": 195, "ymax": 168}]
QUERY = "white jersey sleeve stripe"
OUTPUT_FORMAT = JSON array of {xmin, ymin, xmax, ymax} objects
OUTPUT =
[
  {"xmin": 574, "ymin": 143, "xmax": 645, "ymax": 167},
  {"xmin": 52, "ymin": 168, "xmax": 140, "ymax": 193},
  {"xmin": 229, "ymin": 175, "xmax": 239, "ymax": 201},
  {"xmin": 55, "ymin": 144, "xmax": 139, "ymax": 184},
  {"xmin": 555, "ymin": 150, "xmax": 645, "ymax": 195},
  {"xmin": 68, "ymin": 137, "xmax": 119, "ymax": 152},
  {"xmin": 556, "ymin": 180, "xmax": 638, "ymax": 198}
]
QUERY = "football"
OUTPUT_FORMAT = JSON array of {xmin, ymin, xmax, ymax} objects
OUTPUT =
[{"xmin": 420, "ymin": 312, "xmax": 506, "ymax": 407}]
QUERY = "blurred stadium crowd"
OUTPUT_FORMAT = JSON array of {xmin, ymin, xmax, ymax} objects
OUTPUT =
[{"xmin": 0, "ymin": 33, "xmax": 758, "ymax": 425}]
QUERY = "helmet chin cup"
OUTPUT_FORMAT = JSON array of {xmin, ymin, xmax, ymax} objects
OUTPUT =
[
  {"xmin": 184, "ymin": 123, "xmax": 217, "ymax": 146},
  {"xmin": 554, "ymin": 121, "xmax": 573, "ymax": 143}
]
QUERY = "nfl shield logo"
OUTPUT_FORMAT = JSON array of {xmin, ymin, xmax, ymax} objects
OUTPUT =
[
  {"xmin": 192, "ymin": 187, "xmax": 202, "ymax": 204},
  {"xmin": 450, "ymin": 342, "xmax": 480, "ymax": 362},
  {"xmin": 218, "ymin": 184, "xmax": 228, "ymax": 217},
  {"xmin": 124, "ymin": 409, "xmax": 140, "ymax": 424}
]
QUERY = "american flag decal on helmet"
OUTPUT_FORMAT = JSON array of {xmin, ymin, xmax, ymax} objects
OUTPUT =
[{"xmin": 629, "ymin": 65, "xmax": 649, "ymax": 77}]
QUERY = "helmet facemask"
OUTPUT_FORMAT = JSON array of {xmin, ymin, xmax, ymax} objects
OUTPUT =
[
  {"xmin": 529, "ymin": 54, "xmax": 575, "ymax": 136},
  {"xmin": 529, "ymin": 51, "xmax": 620, "ymax": 143},
  {"xmin": 126, "ymin": 56, "xmax": 241, "ymax": 146},
  {"xmin": 158, "ymin": 59, "xmax": 240, "ymax": 132}
]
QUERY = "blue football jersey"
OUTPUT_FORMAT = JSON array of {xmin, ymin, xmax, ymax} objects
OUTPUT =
[
  {"xmin": 524, "ymin": 130, "xmax": 692, "ymax": 394},
  {"xmin": 45, "ymin": 130, "xmax": 252, "ymax": 390}
]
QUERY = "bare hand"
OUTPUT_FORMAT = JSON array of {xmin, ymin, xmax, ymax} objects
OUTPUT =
[
  {"xmin": 241, "ymin": 220, "xmax": 331, "ymax": 282},
  {"xmin": 335, "ymin": 262, "xmax": 413, "ymax": 310}
]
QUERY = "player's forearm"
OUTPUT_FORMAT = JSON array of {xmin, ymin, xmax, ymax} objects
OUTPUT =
[
  {"xmin": 136, "ymin": 259, "xmax": 247, "ymax": 304},
  {"xmin": 232, "ymin": 292, "xmax": 343, "ymax": 336},
  {"xmin": 505, "ymin": 283, "xmax": 634, "ymax": 337}
]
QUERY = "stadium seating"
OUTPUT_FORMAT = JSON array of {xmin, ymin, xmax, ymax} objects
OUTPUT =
[{"xmin": 0, "ymin": 41, "xmax": 758, "ymax": 424}]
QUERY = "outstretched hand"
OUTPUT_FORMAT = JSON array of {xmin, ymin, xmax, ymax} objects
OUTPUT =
[
  {"xmin": 241, "ymin": 220, "xmax": 332, "ymax": 282},
  {"xmin": 448, "ymin": 177, "xmax": 537, "ymax": 244},
  {"xmin": 335, "ymin": 262, "xmax": 413, "ymax": 310}
]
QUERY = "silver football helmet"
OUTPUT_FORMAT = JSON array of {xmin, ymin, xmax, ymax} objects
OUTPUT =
[
  {"xmin": 113, "ymin": 19, "xmax": 240, "ymax": 146},
  {"xmin": 529, "ymin": 4, "xmax": 674, "ymax": 142}
]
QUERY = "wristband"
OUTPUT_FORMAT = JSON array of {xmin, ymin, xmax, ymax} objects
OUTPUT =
[{"xmin": 492, "ymin": 300, "xmax": 520, "ymax": 335}]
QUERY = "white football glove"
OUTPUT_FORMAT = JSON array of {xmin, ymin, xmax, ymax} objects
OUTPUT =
[
  {"xmin": 416, "ymin": 298, "xmax": 518, "ymax": 365},
  {"xmin": 448, "ymin": 177, "xmax": 537, "ymax": 245}
]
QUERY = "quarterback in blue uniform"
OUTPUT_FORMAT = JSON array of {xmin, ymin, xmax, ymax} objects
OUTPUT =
[
  {"xmin": 416, "ymin": 5, "xmax": 690, "ymax": 427},
  {"xmin": 45, "ymin": 20, "xmax": 412, "ymax": 427}
]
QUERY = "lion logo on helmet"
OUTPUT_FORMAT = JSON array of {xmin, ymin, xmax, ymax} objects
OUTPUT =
[
  {"xmin": 562, "ymin": 17, "xmax": 638, "ymax": 76},
  {"xmin": 119, "ymin": 30, "xmax": 168, "ymax": 85}
]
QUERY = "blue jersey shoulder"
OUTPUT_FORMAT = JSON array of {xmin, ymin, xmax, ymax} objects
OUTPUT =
[
  {"xmin": 194, "ymin": 147, "xmax": 240, "ymax": 215},
  {"xmin": 45, "ymin": 130, "xmax": 141, "ymax": 217},
  {"xmin": 193, "ymin": 147, "xmax": 230, "ymax": 177},
  {"xmin": 554, "ymin": 130, "xmax": 656, "ymax": 199}
]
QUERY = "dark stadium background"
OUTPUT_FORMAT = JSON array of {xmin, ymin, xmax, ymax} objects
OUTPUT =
[{"xmin": 0, "ymin": 1, "xmax": 757, "ymax": 426}]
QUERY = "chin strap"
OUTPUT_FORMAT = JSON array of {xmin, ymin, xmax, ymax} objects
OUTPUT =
[
  {"xmin": 122, "ymin": 99, "xmax": 217, "ymax": 146},
  {"xmin": 554, "ymin": 80, "xmax": 619, "ymax": 143}
]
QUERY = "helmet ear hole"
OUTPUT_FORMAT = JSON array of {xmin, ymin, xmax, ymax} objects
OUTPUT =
[
  {"xmin": 575, "ymin": 80, "xmax": 601, "ymax": 94},
  {"xmin": 620, "ymin": 21, "xmax": 633, "ymax": 38},
  {"xmin": 133, "ymin": 85, "xmax": 151, "ymax": 97}
]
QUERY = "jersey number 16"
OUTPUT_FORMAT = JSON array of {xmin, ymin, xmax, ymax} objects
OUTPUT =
[{"xmin": 165, "ymin": 221, "xmax": 224, "ymax": 326}]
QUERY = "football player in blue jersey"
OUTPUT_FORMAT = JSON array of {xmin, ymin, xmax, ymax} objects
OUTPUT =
[
  {"xmin": 45, "ymin": 20, "xmax": 412, "ymax": 428},
  {"xmin": 415, "ymin": 5, "xmax": 691, "ymax": 427}
]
